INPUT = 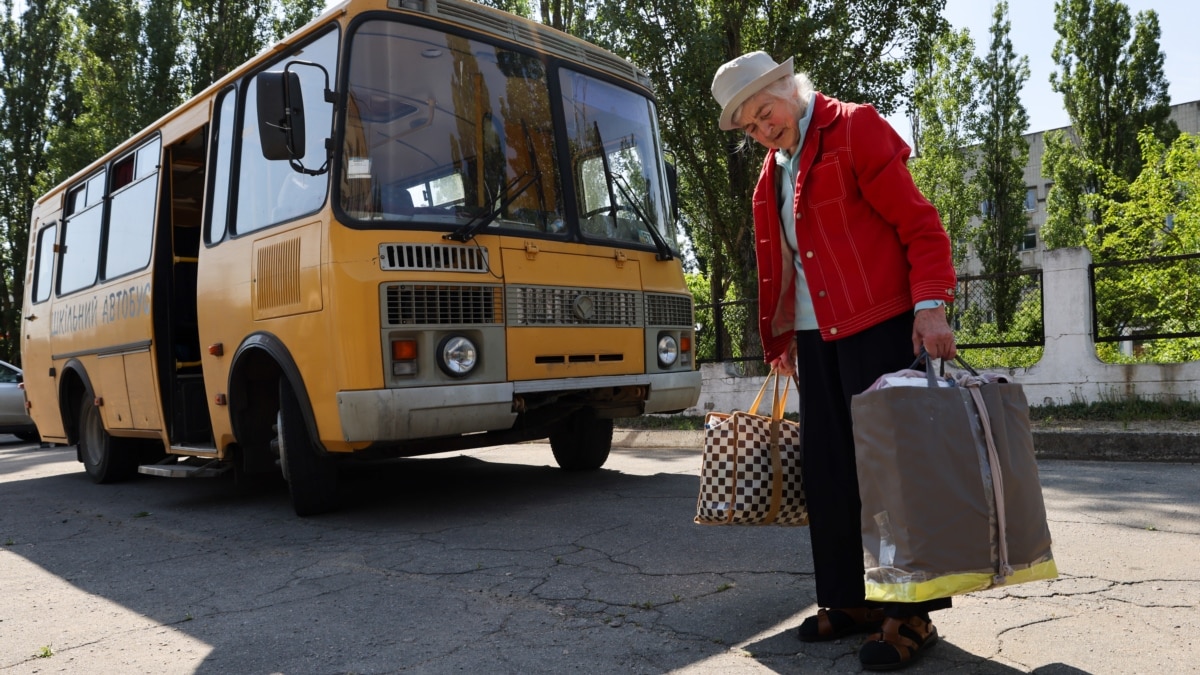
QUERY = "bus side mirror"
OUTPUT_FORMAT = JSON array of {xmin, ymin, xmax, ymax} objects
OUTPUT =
[
  {"xmin": 257, "ymin": 71, "xmax": 306, "ymax": 162},
  {"xmin": 664, "ymin": 160, "xmax": 680, "ymax": 221}
]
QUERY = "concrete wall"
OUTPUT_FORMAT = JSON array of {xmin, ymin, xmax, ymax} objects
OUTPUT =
[{"xmin": 682, "ymin": 246, "xmax": 1200, "ymax": 417}]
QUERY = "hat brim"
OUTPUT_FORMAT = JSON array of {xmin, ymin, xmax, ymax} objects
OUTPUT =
[{"xmin": 718, "ymin": 57, "xmax": 794, "ymax": 131}]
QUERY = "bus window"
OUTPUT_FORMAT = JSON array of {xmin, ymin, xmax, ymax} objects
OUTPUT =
[
  {"xmin": 59, "ymin": 170, "xmax": 106, "ymax": 295},
  {"xmin": 31, "ymin": 224, "xmax": 56, "ymax": 304},
  {"xmin": 235, "ymin": 29, "xmax": 337, "ymax": 234},
  {"xmin": 340, "ymin": 20, "xmax": 564, "ymax": 234},
  {"xmin": 560, "ymin": 69, "xmax": 674, "ymax": 250},
  {"xmin": 207, "ymin": 88, "xmax": 237, "ymax": 244},
  {"xmin": 105, "ymin": 137, "xmax": 161, "ymax": 278}
]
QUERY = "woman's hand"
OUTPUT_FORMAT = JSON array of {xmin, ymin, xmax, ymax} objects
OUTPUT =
[
  {"xmin": 913, "ymin": 307, "xmax": 957, "ymax": 360},
  {"xmin": 771, "ymin": 339, "xmax": 799, "ymax": 377}
]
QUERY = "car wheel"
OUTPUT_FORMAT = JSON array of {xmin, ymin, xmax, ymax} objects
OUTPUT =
[{"xmin": 549, "ymin": 408, "xmax": 613, "ymax": 471}]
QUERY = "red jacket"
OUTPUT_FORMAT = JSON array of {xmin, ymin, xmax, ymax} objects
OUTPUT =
[{"xmin": 754, "ymin": 93, "xmax": 956, "ymax": 363}]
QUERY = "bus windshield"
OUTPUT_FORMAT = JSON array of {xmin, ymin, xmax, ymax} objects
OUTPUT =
[{"xmin": 339, "ymin": 19, "xmax": 675, "ymax": 250}]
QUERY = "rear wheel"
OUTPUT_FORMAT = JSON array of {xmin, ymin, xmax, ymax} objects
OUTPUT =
[
  {"xmin": 78, "ymin": 396, "xmax": 137, "ymax": 483},
  {"xmin": 549, "ymin": 408, "xmax": 613, "ymax": 471},
  {"xmin": 277, "ymin": 378, "xmax": 338, "ymax": 516}
]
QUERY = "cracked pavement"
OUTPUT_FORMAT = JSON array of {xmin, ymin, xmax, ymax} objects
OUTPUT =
[{"xmin": 1, "ymin": 437, "xmax": 1198, "ymax": 674}]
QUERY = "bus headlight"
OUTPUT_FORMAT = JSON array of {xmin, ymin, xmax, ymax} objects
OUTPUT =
[
  {"xmin": 437, "ymin": 335, "xmax": 477, "ymax": 377},
  {"xmin": 657, "ymin": 334, "xmax": 679, "ymax": 368}
]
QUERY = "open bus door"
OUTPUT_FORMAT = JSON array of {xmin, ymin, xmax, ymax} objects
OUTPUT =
[{"xmin": 153, "ymin": 127, "xmax": 213, "ymax": 451}]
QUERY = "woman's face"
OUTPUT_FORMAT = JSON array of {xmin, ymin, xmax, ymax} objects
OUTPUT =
[{"xmin": 735, "ymin": 89, "xmax": 800, "ymax": 153}]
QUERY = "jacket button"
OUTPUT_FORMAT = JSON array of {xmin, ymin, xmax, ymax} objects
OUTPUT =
[
  {"xmin": 805, "ymin": 251, "xmax": 814, "ymax": 258},
  {"xmin": 829, "ymin": 327, "xmax": 838, "ymax": 335},
  {"xmin": 818, "ymin": 291, "xmax": 826, "ymax": 298}
]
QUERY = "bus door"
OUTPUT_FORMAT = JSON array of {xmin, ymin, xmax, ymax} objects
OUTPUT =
[
  {"xmin": 22, "ymin": 216, "xmax": 67, "ymax": 441},
  {"xmin": 155, "ymin": 128, "xmax": 212, "ymax": 447}
]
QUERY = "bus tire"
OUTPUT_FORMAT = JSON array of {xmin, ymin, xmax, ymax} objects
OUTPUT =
[
  {"xmin": 277, "ymin": 378, "xmax": 338, "ymax": 516},
  {"xmin": 78, "ymin": 397, "xmax": 138, "ymax": 483},
  {"xmin": 549, "ymin": 408, "xmax": 613, "ymax": 471}
]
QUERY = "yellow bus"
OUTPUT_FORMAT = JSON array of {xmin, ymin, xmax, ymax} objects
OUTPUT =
[{"xmin": 20, "ymin": 0, "xmax": 700, "ymax": 516}]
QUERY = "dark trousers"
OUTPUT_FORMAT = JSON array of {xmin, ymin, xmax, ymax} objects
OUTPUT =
[{"xmin": 795, "ymin": 311, "xmax": 951, "ymax": 618}]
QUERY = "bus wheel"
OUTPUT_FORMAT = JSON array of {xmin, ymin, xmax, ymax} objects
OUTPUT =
[
  {"xmin": 549, "ymin": 408, "xmax": 613, "ymax": 471},
  {"xmin": 78, "ymin": 397, "xmax": 137, "ymax": 483},
  {"xmin": 277, "ymin": 379, "xmax": 339, "ymax": 516}
]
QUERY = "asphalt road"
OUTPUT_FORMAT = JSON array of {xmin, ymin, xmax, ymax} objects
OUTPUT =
[{"xmin": 2, "ymin": 435, "xmax": 1199, "ymax": 674}]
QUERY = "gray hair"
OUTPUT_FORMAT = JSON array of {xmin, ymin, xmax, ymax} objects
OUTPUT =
[{"xmin": 732, "ymin": 73, "xmax": 815, "ymax": 151}]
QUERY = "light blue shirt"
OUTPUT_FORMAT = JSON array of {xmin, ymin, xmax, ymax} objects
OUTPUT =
[{"xmin": 776, "ymin": 91, "xmax": 818, "ymax": 331}]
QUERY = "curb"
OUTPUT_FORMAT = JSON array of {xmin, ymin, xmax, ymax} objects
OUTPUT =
[{"xmin": 611, "ymin": 428, "xmax": 1200, "ymax": 462}]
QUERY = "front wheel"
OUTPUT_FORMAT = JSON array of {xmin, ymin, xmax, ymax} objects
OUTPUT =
[
  {"xmin": 549, "ymin": 408, "xmax": 613, "ymax": 471},
  {"xmin": 78, "ymin": 396, "xmax": 137, "ymax": 483},
  {"xmin": 277, "ymin": 378, "xmax": 339, "ymax": 516}
]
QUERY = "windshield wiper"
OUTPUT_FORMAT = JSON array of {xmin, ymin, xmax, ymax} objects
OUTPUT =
[
  {"xmin": 613, "ymin": 174, "xmax": 675, "ymax": 261},
  {"xmin": 444, "ymin": 171, "xmax": 541, "ymax": 243},
  {"xmin": 591, "ymin": 121, "xmax": 674, "ymax": 262}
]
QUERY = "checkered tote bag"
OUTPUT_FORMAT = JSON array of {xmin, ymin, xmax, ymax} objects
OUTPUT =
[{"xmin": 694, "ymin": 370, "xmax": 807, "ymax": 526}]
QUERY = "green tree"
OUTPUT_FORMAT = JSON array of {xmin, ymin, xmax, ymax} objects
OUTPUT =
[
  {"xmin": 588, "ymin": 0, "xmax": 945, "ymax": 365},
  {"xmin": 0, "ymin": 0, "xmax": 69, "ymax": 363},
  {"xmin": 1089, "ymin": 131, "xmax": 1200, "ymax": 363},
  {"xmin": 1047, "ymin": 0, "xmax": 1177, "ymax": 251},
  {"xmin": 182, "ymin": 0, "xmax": 273, "ymax": 93},
  {"xmin": 908, "ymin": 27, "xmax": 978, "ymax": 268},
  {"xmin": 969, "ymin": 0, "xmax": 1030, "ymax": 332}
]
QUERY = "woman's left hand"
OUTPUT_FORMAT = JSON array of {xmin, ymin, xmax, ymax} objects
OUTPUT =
[{"xmin": 912, "ymin": 307, "xmax": 957, "ymax": 360}]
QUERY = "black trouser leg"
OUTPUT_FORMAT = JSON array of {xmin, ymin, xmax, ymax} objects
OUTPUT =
[{"xmin": 796, "ymin": 312, "xmax": 951, "ymax": 617}]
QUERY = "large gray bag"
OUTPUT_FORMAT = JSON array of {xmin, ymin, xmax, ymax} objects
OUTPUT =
[{"xmin": 851, "ymin": 357, "xmax": 1057, "ymax": 602}]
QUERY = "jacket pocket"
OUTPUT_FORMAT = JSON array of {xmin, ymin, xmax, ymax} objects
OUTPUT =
[{"xmin": 805, "ymin": 154, "xmax": 847, "ymax": 207}]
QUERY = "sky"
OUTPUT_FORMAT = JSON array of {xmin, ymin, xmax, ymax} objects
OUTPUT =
[{"xmin": 886, "ymin": 0, "xmax": 1200, "ymax": 142}]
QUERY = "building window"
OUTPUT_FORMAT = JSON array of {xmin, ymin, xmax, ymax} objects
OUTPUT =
[
  {"xmin": 1019, "ymin": 227, "xmax": 1037, "ymax": 251},
  {"xmin": 1024, "ymin": 186, "xmax": 1037, "ymax": 211}
]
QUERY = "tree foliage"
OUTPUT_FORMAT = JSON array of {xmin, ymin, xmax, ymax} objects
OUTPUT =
[
  {"xmin": 1046, "ymin": 0, "xmax": 1177, "ymax": 250},
  {"xmin": 969, "ymin": 1, "xmax": 1030, "ymax": 331},
  {"xmin": 908, "ymin": 27, "xmax": 978, "ymax": 267},
  {"xmin": 580, "ymin": 0, "xmax": 944, "ymax": 365},
  {"xmin": 0, "ymin": 0, "xmax": 69, "ymax": 363}
]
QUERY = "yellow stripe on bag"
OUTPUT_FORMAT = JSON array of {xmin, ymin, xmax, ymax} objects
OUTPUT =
[{"xmin": 864, "ymin": 558, "xmax": 1060, "ymax": 603}]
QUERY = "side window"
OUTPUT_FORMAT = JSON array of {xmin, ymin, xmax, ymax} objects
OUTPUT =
[
  {"xmin": 32, "ymin": 223, "xmax": 57, "ymax": 304},
  {"xmin": 235, "ymin": 28, "xmax": 337, "ymax": 235},
  {"xmin": 59, "ymin": 171, "xmax": 106, "ymax": 295},
  {"xmin": 105, "ymin": 137, "xmax": 161, "ymax": 278},
  {"xmin": 207, "ymin": 87, "xmax": 237, "ymax": 244}
]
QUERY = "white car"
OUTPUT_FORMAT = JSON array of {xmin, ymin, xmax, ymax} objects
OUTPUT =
[{"xmin": 0, "ymin": 360, "xmax": 39, "ymax": 442}]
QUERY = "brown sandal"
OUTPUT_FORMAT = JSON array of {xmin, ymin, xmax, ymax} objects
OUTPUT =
[
  {"xmin": 796, "ymin": 607, "xmax": 885, "ymax": 642},
  {"xmin": 858, "ymin": 615, "xmax": 939, "ymax": 670}
]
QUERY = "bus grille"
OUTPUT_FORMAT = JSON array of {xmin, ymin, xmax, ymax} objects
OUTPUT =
[
  {"xmin": 506, "ymin": 286, "xmax": 641, "ymax": 326},
  {"xmin": 379, "ymin": 243, "xmax": 489, "ymax": 272},
  {"xmin": 384, "ymin": 284, "xmax": 503, "ymax": 326},
  {"xmin": 645, "ymin": 293, "xmax": 693, "ymax": 327}
]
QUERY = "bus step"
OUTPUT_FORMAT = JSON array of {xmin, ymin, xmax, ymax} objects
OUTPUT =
[{"xmin": 138, "ymin": 456, "xmax": 231, "ymax": 478}]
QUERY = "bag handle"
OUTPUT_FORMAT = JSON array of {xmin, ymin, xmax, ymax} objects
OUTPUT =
[
  {"xmin": 749, "ymin": 368, "xmax": 791, "ymax": 420},
  {"xmin": 910, "ymin": 348, "xmax": 980, "ymax": 388}
]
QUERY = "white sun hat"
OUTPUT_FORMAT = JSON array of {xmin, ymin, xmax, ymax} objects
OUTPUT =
[{"xmin": 711, "ymin": 51, "xmax": 795, "ymax": 131}]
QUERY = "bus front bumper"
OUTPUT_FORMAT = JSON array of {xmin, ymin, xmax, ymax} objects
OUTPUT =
[{"xmin": 335, "ymin": 370, "xmax": 702, "ymax": 442}]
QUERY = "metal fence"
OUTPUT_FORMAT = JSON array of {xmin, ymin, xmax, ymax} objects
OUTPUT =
[
  {"xmin": 695, "ymin": 268, "xmax": 1045, "ymax": 364},
  {"xmin": 1090, "ymin": 251, "xmax": 1200, "ymax": 343}
]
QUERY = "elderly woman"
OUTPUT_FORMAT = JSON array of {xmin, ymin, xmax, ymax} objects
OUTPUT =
[{"xmin": 711, "ymin": 52, "xmax": 958, "ymax": 671}]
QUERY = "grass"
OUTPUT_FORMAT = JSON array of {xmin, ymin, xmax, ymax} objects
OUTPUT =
[{"xmin": 617, "ymin": 399, "xmax": 1200, "ymax": 431}]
